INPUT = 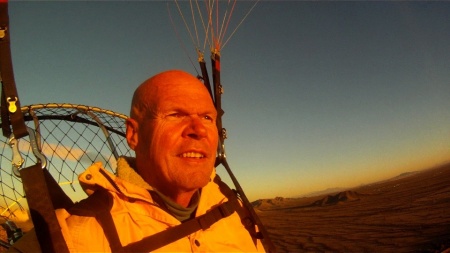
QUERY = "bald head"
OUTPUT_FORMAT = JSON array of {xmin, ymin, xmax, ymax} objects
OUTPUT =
[{"xmin": 130, "ymin": 70, "xmax": 212, "ymax": 121}]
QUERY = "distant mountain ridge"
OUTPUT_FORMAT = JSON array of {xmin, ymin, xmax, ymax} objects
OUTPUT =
[
  {"xmin": 298, "ymin": 187, "xmax": 347, "ymax": 198},
  {"xmin": 388, "ymin": 171, "xmax": 419, "ymax": 180},
  {"xmin": 252, "ymin": 190, "xmax": 363, "ymax": 210},
  {"xmin": 252, "ymin": 197, "xmax": 286, "ymax": 209},
  {"xmin": 296, "ymin": 170, "xmax": 422, "ymax": 198},
  {"xmin": 252, "ymin": 168, "xmax": 435, "ymax": 210},
  {"xmin": 311, "ymin": 190, "xmax": 361, "ymax": 206}
]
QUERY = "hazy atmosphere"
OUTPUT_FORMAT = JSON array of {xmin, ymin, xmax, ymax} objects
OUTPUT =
[{"xmin": 7, "ymin": 1, "xmax": 450, "ymax": 200}]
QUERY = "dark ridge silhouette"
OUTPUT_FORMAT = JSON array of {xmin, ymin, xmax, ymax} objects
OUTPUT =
[{"xmin": 311, "ymin": 190, "xmax": 361, "ymax": 206}]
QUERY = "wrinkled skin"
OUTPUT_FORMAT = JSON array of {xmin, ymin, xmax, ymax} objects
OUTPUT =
[{"xmin": 126, "ymin": 70, "xmax": 218, "ymax": 207}]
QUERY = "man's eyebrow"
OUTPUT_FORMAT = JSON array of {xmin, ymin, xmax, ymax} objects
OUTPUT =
[
  {"xmin": 161, "ymin": 106, "xmax": 186, "ymax": 113},
  {"xmin": 161, "ymin": 105, "xmax": 216, "ymax": 113}
]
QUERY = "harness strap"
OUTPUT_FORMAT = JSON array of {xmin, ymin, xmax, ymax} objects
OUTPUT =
[
  {"xmin": 43, "ymin": 168, "xmax": 75, "ymax": 210},
  {"xmin": 220, "ymin": 158, "xmax": 277, "ymax": 252},
  {"xmin": 69, "ymin": 189, "xmax": 123, "ymax": 252},
  {"xmin": 123, "ymin": 200, "xmax": 234, "ymax": 252},
  {"xmin": 214, "ymin": 175, "xmax": 260, "ymax": 244},
  {"xmin": 69, "ymin": 188, "xmax": 236, "ymax": 252},
  {"xmin": 0, "ymin": 1, "xmax": 27, "ymax": 139},
  {"xmin": 19, "ymin": 164, "xmax": 71, "ymax": 253}
]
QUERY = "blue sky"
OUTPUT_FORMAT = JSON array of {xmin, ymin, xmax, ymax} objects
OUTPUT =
[{"xmin": 7, "ymin": 1, "xmax": 450, "ymax": 200}]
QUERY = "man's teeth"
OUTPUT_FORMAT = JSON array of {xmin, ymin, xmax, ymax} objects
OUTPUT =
[{"xmin": 181, "ymin": 152, "xmax": 204, "ymax": 158}]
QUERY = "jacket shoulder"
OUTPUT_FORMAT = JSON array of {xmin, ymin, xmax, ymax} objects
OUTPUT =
[{"xmin": 57, "ymin": 189, "xmax": 113, "ymax": 252}]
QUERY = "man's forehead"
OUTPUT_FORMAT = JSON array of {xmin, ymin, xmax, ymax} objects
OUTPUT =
[
  {"xmin": 157, "ymin": 90, "xmax": 216, "ymax": 112},
  {"xmin": 134, "ymin": 70, "xmax": 214, "ymax": 111},
  {"xmin": 149, "ymin": 73, "xmax": 211, "ymax": 97}
]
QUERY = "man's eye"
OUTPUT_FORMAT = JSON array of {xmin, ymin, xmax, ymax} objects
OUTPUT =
[
  {"xmin": 203, "ymin": 115, "xmax": 214, "ymax": 122},
  {"xmin": 167, "ymin": 113, "xmax": 182, "ymax": 118}
]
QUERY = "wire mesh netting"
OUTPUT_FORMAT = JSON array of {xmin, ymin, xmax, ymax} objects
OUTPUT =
[{"xmin": 0, "ymin": 103, "xmax": 133, "ymax": 220}]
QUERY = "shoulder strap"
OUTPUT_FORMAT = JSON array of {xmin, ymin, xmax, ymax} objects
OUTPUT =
[
  {"xmin": 1, "ymin": 4, "xmax": 72, "ymax": 252},
  {"xmin": 0, "ymin": 1, "xmax": 28, "ymax": 139},
  {"xmin": 215, "ymin": 176, "xmax": 261, "ymax": 243},
  {"xmin": 124, "ymin": 200, "xmax": 234, "ymax": 252},
  {"xmin": 69, "ymin": 188, "xmax": 124, "ymax": 252},
  {"xmin": 69, "ymin": 189, "xmax": 236, "ymax": 252},
  {"xmin": 20, "ymin": 164, "xmax": 71, "ymax": 253}
]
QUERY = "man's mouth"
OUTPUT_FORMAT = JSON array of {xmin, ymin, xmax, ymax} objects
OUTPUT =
[{"xmin": 180, "ymin": 152, "xmax": 205, "ymax": 158}]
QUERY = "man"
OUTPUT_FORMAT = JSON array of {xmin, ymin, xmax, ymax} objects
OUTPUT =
[{"xmin": 14, "ymin": 70, "xmax": 263, "ymax": 252}]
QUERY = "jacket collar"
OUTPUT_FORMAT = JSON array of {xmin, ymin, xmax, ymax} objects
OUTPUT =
[
  {"xmin": 116, "ymin": 156, "xmax": 154, "ymax": 191},
  {"xmin": 79, "ymin": 156, "xmax": 217, "ymax": 202},
  {"xmin": 116, "ymin": 156, "xmax": 217, "ymax": 190}
]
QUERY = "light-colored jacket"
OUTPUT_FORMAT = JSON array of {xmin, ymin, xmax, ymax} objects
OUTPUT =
[{"xmin": 53, "ymin": 157, "xmax": 264, "ymax": 252}]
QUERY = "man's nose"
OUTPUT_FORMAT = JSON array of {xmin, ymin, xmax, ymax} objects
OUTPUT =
[{"xmin": 183, "ymin": 116, "xmax": 207, "ymax": 139}]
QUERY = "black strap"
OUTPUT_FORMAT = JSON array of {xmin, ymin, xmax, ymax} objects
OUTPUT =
[
  {"xmin": 123, "ymin": 201, "xmax": 234, "ymax": 252},
  {"xmin": 198, "ymin": 58, "xmax": 213, "ymax": 102},
  {"xmin": 20, "ymin": 164, "xmax": 71, "ymax": 253},
  {"xmin": 69, "ymin": 188, "xmax": 236, "ymax": 252},
  {"xmin": 215, "ymin": 175, "xmax": 260, "ymax": 243},
  {"xmin": 43, "ymin": 168, "xmax": 74, "ymax": 210},
  {"xmin": 69, "ymin": 189, "xmax": 124, "ymax": 252},
  {"xmin": 0, "ymin": 1, "xmax": 27, "ymax": 139},
  {"xmin": 1, "ymin": 4, "xmax": 77, "ymax": 253}
]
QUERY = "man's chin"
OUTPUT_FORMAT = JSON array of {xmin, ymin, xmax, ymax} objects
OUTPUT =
[{"xmin": 182, "ymin": 173, "xmax": 211, "ymax": 190}]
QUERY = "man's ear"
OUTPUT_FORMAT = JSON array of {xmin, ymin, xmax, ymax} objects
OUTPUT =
[{"xmin": 126, "ymin": 118, "xmax": 139, "ymax": 150}]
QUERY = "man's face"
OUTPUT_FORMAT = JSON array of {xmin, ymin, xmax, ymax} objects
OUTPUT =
[{"xmin": 130, "ymin": 74, "xmax": 218, "ymax": 195}]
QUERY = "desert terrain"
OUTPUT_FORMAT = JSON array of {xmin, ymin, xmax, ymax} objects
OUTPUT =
[
  {"xmin": 1, "ymin": 163, "xmax": 449, "ymax": 252},
  {"xmin": 255, "ymin": 163, "xmax": 450, "ymax": 252}
]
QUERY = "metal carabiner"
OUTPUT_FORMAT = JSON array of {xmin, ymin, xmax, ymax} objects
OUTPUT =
[
  {"xmin": 7, "ymin": 127, "xmax": 47, "ymax": 177},
  {"xmin": 218, "ymin": 128, "xmax": 227, "ymax": 158},
  {"xmin": 26, "ymin": 127, "xmax": 47, "ymax": 169},
  {"xmin": 8, "ymin": 135, "xmax": 24, "ymax": 177}
]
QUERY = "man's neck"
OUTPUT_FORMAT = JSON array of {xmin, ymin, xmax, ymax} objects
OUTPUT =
[
  {"xmin": 152, "ymin": 190, "xmax": 200, "ymax": 222},
  {"xmin": 164, "ymin": 190, "xmax": 197, "ymax": 208}
]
